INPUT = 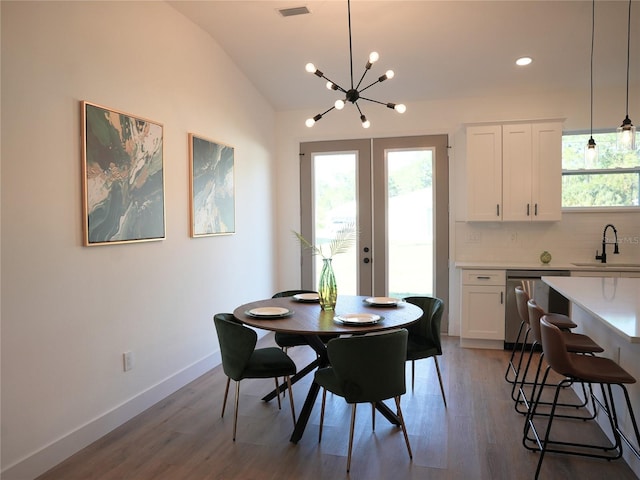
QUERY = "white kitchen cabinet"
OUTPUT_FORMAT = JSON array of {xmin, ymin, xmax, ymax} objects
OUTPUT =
[
  {"xmin": 467, "ymin": 120, "xmax": 563, "ymax": 222},
  {"xmin": 460, "ymin": 269, "xmax": 505, "ymax": 349},
  {"xmin": 466, "ymin": 125, "xmax": 502, "ymax": 221}
]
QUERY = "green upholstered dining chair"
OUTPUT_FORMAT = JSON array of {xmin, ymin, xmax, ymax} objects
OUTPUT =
[
  {"xmin": 272, "ymin": 290, "xmax": 317, "ymax": 351},
  {"xmin": 213, "ymin": 313, "xmax": 297, "ymax": 441},
  {"xmin": 402, "ymin": 296, "xmax": 447, "ymax": 407},
  {"xmin": 314, "ymin": 329, "xmax": 412, "ymax": 472}
]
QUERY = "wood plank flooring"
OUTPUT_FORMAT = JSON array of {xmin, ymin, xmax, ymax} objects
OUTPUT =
[{"xmin": 37, "ymin": 336, "xmax": 639, "ymax": 479}]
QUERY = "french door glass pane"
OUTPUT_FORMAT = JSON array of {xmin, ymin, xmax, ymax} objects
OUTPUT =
[
  {"xmin": 386, "ymin": 149, "xmax": 433, "ymax": 297},
  {"xmin": 313, "ymin": 153, "xmax": 357, "ymax": 294}
]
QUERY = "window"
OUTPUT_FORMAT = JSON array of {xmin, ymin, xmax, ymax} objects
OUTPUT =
[{"xmin": 562, "ymin": 132, "xmax": 640, "ymax": 208}]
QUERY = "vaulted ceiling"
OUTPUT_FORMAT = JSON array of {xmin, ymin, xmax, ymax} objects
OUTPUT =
[{"xmin": 169, "ymin": 1, "xmax": 640, "ymax": 113}]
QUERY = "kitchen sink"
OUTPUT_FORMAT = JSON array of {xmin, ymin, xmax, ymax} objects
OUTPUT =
[{"xmin": 571, "ymin": 262, "xmax": 640, "ymax": 268}]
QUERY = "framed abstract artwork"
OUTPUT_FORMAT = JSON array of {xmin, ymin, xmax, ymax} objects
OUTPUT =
[
  {"xmin": 189, "ymin": 134, "xmax": 235, "ymax": 237},
  {"xmin": 81, "ymin": 101, "xmax": 165, "ymax": 246}
]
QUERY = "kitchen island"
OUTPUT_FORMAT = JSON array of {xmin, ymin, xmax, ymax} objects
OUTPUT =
[{"xmin": 542, "ymin": 275, "xmax": 640, "ymax": 476}]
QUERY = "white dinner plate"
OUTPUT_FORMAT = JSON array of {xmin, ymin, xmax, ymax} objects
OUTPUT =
[
  {"xmin": 364, "ymin": 296, "xmax": 400, "ymax": 307},
  {"xmin": 334, "ymin": 313, "xmax": 382, "ymax": 325},
  {"xmin": 246, "ymin": 307, "xmax": 292, "ymax": 318},
  {"xmin": 292, "ymin": 293, "xmax": 320, "ymax": 303}
]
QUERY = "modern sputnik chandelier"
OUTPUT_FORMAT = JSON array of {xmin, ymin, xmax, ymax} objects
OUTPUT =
[{"xmin": 305, "ymin": 0, "xmax": 406, "ymax": 128}]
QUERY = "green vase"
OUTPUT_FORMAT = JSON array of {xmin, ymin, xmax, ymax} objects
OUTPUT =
[{"xmin": 318, "ymin": 258, "xmax": 337, "ymax": 311}]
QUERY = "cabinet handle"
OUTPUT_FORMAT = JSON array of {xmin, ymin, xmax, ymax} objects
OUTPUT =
[
  {"xmin": 527, "ymin": 203, "xmax": 530, "ymax": 216},
  {"xmin": 500, "ymin": 292, "xmax": 504, "ymax": 304},
  {"xmin": 476, "ymin": 276, "xmax": 491, "ymax": 280},
  {"xmin": 535, "ymin": 203, "xmax": 538, "ymax": 216},
  {"xmin": 496, "ymin": 204, "xmax": 500, "ymax": 216}
]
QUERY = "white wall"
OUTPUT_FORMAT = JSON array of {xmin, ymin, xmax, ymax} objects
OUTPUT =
[{"xmin": 1, "ymin": 2, "xmax": 277, "ymax": 478}]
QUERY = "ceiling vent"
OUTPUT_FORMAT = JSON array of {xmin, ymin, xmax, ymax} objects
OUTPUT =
[{"xmin": 278, "ymin": 6, "xmax": 311, "ymax": 17}]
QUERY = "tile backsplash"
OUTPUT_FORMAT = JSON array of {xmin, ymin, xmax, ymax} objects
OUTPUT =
[{"xmin": 454, "ymin": 211, "xmax": 640, "ymax": 265}]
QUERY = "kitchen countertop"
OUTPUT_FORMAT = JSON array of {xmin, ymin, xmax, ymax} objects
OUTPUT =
[
  {"xmin": 542, "ymin": 275, "xmax": 640, "ymax": 343},
  {"xmin": 455, "ymin": 261, "xmax": 640, "ymax": 271}
]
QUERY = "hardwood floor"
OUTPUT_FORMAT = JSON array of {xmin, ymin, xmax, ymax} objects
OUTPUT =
[{"xmin": 37, "ymin": 336, "xmax": 639, "ymax": 479}]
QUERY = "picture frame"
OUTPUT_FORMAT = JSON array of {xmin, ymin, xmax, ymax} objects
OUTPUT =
[
  {"xmin": 81, "ymin": 101, "xmax": 165, "ymax": 246},
  {"xmin": 189, "ymin": 134, "xmax": 236, "ymax": 237}
]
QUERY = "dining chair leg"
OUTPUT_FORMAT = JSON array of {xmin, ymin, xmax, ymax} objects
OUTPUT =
[
  {"xmin": 286, "ymin": 375, "xmax": 296, "ymax": 425},
  {"xmin": 371, "ymin": 403, "xmax": 375, "ymax": 431},
  {"xmin": 347, "ymin": 403, "xmax": 357, "ymax": 472},
  {"xmin": 395, "ymin": 396, "xmax": 413, "ymax": 459},
  {"xmin": 434, "ymin": 357, "xmax": 447, "ymax": 407},
  {"xmin": 318, "ymin": 388, "xmax": 327, "ymax": 443},
  {"xmin": 411, "ymin": 360, "xmax": 416, "ymax": 390},
  {"xmin": 274, "ymin": 378, "xmax": 282, "ymax": 410},
  {"xmin": 233, "ymin": 380, "xmax": 241, "ymax": 442},
  {"xmin": 221, "ymin": 377, "xmax": 230, "ymax": 417}
]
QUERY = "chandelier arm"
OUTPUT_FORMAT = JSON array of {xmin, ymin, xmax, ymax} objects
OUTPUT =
[
  {"xmin": 315, "ymin": 72, "xmax": 348, "ymax": 94},
  {"xmin": 355, "ymin": 68, "xmax": 370, "ymax": 91},
  {"xmin": 355, "ymin": 101, "xmax": 365, "ymax": 116},
  {"xmin": 358, "ymin": 96, "xmax": 389, "ymax": 107},
  {"xmin": 319, "ymin": 105, "xmax": 336, "ymax": 117},
  {"xmin": 358, "ymin": 79, "xmax": 382, "ymax": 94}
]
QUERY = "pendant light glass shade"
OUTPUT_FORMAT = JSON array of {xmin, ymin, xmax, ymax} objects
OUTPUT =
[
  {"xmin": 617, "ymin": 116, "xmax": 636, "ymax": 151},
  {"xmin": 617, "ymin": 0, "xmax": 636, "ymax": 152},
  {"xmin": 585, "ymin": 136, "xmax": 599, "ymax": 165}
]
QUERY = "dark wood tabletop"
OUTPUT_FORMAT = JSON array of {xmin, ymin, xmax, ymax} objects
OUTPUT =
[
  {"xmin": 233, "ymin": 294, "xmax": 423, "ymax": 443},
  {"xmin": 233, "ymin": 295, "xmax": 423, "ymax": 335}
]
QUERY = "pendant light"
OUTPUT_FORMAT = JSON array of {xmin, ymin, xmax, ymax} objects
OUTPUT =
[
  {"xmin": 304, "ymin": 0, "xmax": 405, "ymax": 128},
  {"xmin": 586, "ymin": 0, "xmax": 598, "ymax": 164},
  {"xmin": 617, "ymin": 0, "xmax": 636, "ymax": 151}
]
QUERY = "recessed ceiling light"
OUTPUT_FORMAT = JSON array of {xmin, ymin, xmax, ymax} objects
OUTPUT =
[{"xmin": 516, "ymin": 57, "xmax": 533, "ymax": 66}]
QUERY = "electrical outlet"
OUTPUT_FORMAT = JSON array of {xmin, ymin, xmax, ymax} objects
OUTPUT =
[{"xmin": 123, "ymin": 351, "xmax": 134, "ymax": 372}]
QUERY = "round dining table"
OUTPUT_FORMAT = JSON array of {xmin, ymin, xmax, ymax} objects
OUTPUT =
[{"xmin": 233, "ymin": 294, "xmax": 423, "ymax": 443}]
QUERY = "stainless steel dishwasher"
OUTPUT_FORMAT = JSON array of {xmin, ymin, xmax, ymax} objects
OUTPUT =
[{"xmin": 504, "ymin": 270, "xmax": 570, "ymax": 349}]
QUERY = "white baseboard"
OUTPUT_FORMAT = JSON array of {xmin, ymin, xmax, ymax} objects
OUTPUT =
[{"xmin": 1, "ymin": 353, "xmax": 221, "ymax": 480}]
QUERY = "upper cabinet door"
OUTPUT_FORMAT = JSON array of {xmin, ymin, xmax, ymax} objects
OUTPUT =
[
  {"xmin": 502, "ymin": 124, "xmax": 533, "ymax": 221},
  {"xmin": 531, "ymin": 122, "xmax": 563, "ymax": 221},
  {"xmin": 466, "ymin": 125, "xmax": 502, "ymax": 221}
]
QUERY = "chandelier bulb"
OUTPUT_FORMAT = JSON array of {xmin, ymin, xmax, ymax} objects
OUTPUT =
[
  {"xmin": 360, "ymin": 115, "xmax": 370, "ymax": 128},
  {"xmin": 395, "ymin": 103, "xmax": 406, "ymax": 113},
  {"xmin": 335, "ymin": 99, "xmax": 345, "ymax": 110},
  {"xmin": 386, "ymin": 70, "xmax": 395, "ymax": 79},
  {"xmin": 326, "ymin": 81, "xmax": 337, "ymax": 90},
  {"xmin": 305, "ymin": 63, "xmax": 316, "ymax": 73},
  {"xmin": 369, "ymin": 52, "xmax": 379, "ymax": 64},
  {"xmin": 306, "ymin": 114, "xmax": 323, "ymax": 128}
]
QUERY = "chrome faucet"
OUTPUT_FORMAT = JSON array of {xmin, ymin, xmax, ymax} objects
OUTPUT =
[{"xmin": 595, "ymin": 224, "xmax": 620, "ymax": 263}]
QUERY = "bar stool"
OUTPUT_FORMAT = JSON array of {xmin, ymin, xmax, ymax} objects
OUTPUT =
[
  {"xmin": 514, "ymin": 299, "xmax": 602, "ymax": 415},
  {"xmin": 506, "ymin": 286, "xmax": 576, "ymax": 403},
  {"xmin": 524, "ymin": 317, "xmax": 640, "ymax": 479}
]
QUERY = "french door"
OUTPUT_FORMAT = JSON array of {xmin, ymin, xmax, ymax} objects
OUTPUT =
[{"xmin": 299, "ymin": 135, "xmax": 449, "ymax": 309}]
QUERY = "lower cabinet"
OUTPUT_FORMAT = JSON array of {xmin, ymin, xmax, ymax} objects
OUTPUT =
[{"xmin": 460, "ymin": 269, "xmax": 505, "ymax": 349}]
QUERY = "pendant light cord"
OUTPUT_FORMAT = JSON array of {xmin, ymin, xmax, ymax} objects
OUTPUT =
[
  {"xmin": 590, "ymin": 0, "xmax": 595, "ymax": 137},
  {"xmin": 625, "ymin": 0, "xmax": 631, "ymax": 117},
  {"xmin": 348, "ymin": 0, "xmax": 354, "ymax": 89}
]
